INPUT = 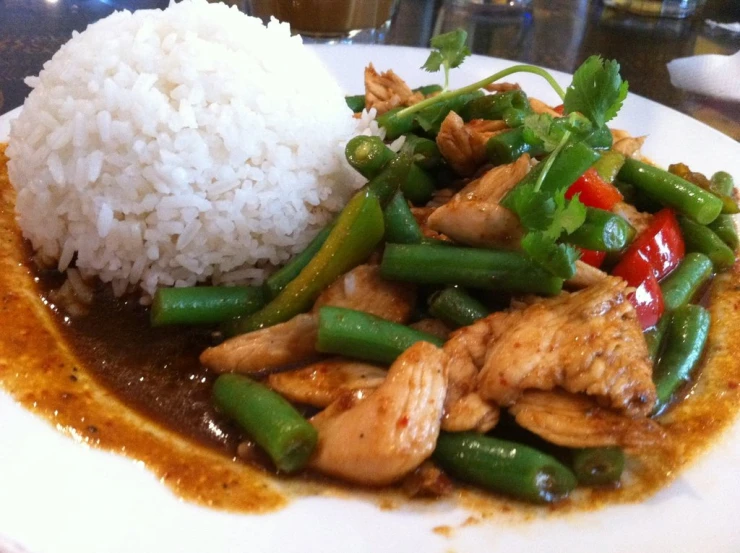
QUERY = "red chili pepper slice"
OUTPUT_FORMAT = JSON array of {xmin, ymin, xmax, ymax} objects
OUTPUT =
[
  {"xmin": 565, "ymin": 168, "xmax": 624, "ymax": 211},
  {"xmin": 553, "ymin": 104, "xmax": 565, "ymax": 115},
  {"xmin": 579, "ymin": 248, "xmax": 607, "ymax": 268},
  {"xmin": 613, "ymin": 255, "xmax": 664, "ymax": 329},
  {"xmin": 616, "ymin": 208, "xmax": 685, "ymax": 282}
]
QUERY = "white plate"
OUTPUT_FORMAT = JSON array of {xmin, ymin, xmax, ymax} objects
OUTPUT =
[{"xmin": 2, "ymin": 44, "xmax": 740, "ymax": 553}]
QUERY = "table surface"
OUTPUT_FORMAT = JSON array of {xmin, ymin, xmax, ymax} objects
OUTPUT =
[{"xmin": 0, "ymin": 0, "xmax": 738, "ymax": 138}]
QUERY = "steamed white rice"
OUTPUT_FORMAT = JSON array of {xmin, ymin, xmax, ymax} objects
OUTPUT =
[{"xmin": 7, "ymin": 0, "xmax": 372, "ymax": 298}]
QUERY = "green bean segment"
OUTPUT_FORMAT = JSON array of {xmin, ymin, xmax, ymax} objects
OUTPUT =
[
  {"xmin": 645, "ymin": 316, "xmax": 670, "ymax": 364},
  {"xmin": 151, "ymin": 285, "xmax": 265, "ymax": 326},
  {"xmin": 677, "ymin": 216, "xmax": 735, "ymax": 271},
  {"xmin": 433, "ymin": 432, "xmax": 578, "ymax": 504},
  {"xmin": 264, "ymin": 224, "xmax": 333, "ymax": 300},
  {"xmin": 402, "ymin": 133, "xmax": 442, "ymax": 170},
  {"xmin": 571, "ymin": 447, "xmax": 624, "ymax": 486},
  {"xmin": 212, "ymin": 374, "xmax": 317, "ymax": 473},
  {"xmin": 563, "ymin": 207, "xmax": 635, "ymax": 252},
  {"xmin": 710, "ymin": 171, "xmax": 735, "ymax": 197},
  {"xmin": 344, "ymin": 94, "xmax": 365, "ymax": 113},
  {"xmin": 428, "ymin": 286, "xmax": 490, "ymax": 328},
  {"xmin": 345, "ymin": 135, "xmax": 396, "ymax": 179},
  {"xmin": 384, "ymin": 191, "xmax": 424, "ymax": 244},
  {"xmin": 618, "ymin": 159, "xmax": 723, "ymax": 225},
  {"xmin": 653, "ymin": 304, "xmax": 711, "ymax": 413},
  {"xmin": 708, "ymin": 214, "xmax": 739, "ymax": 251},
  {"xmin": 486, "ymin": 127, "xmax": 546, "ymax": 166},
  {"xmin": 381, "ymin": 243, "xmax": 564, "ymax": 296},
  {"xmin": 659, "ymin": 252, "xmax": 713, "ymax": 313},
  {"xmin": 316, "ymin": 306, "xmax": 444, "ymax": 365}
]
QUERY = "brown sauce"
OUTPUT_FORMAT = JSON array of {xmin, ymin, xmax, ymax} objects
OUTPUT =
[{"xmin": 2, "ymin": 143, "xmax": 740, "ymax": 520}]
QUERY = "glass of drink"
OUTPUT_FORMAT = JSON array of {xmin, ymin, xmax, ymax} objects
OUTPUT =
[
  {"xmin": 245, "ymin": 0, "xmax": 399, "ymax": 43},
  {"xmin": 603, "ymin": 0, "xmax": 699, "ymax": 18}
]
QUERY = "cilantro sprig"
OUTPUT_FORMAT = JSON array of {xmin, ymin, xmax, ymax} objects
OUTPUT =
[
  {"xmin": 410, "ymin": 35, "xmax": 630, "ymax": 279},
  {"xmin": 421, "ymin": 29, "xmax": 471, "ymax": 90}
]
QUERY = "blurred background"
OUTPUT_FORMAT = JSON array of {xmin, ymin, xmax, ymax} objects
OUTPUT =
[{"xmin": 0, "ymin": 0, "xmax": 738, "ymax": 137}]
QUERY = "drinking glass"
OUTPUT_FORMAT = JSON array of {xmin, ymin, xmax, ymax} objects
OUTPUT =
[{"xmin": 245, "ymin": 0, "xmax": 399, "ymax": 43}]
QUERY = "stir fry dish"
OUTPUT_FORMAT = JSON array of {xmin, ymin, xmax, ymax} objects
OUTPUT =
[
  {"xmin": 143, "ymin": 31, "xmax": 738, "ymax": 504},
  {"xmin": 2, "ymin": 8, "xmax": 738, "ymax": 514}
]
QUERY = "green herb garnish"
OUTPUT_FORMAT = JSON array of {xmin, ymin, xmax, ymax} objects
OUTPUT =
[
  {"xmin": 421, "ymin": 29, "xmax": 471, "ymax": 90},
  {"xmin": 563, "ymin": 55, "xmax": 628, "ymax": 127}
]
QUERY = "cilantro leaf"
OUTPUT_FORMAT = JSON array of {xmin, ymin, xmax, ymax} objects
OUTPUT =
[
  {"xmin": 421, "ymin": 29, "xmax": 471, "ymax": 89},
  {"xmin": 563, "ymin": 56, "xmax": 629, "ymax": 127},
  {"xmin": 553, "ymin": 190, "xmax": 587, "ymax": 237},
  {"xmin": 521, "ymin": 233, "xmax": 580, "ymax": 280}
]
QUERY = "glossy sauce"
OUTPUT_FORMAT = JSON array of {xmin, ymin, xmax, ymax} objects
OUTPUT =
[{"xmin": 2, "ymin": 144, "xmax": 740, "ymax": 519}]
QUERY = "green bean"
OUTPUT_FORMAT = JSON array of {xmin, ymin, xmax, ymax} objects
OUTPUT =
[
  {"xmin": 618, "ymin": 159, "xmax": 723, "ymax": 225},
  {"xmin": 659, "ymin": 252, "xmax": 714, "ymax": 313},
  {"xmin": 381, "ymin": 243, "xmax": 564, "ymax": 296},
  {"xmin": 384, "ymin": 191, "xmax": 424, "ymax": 244},
  {"xmin": 264, "ymin": 224, "xmax": 333, "ymax": 300},
  {"xmin": 344, "ymin": 94, "xmax": 365, "ymax": 113},
  {"xmin": 402, "ymin": 133, "xmax": 442, "ymax": 170},
  {"xmin": 228, "ymin": 188, "xmax": 384, "ymax": 334},
  {"xmin": 433, "ymin": 432, "xmax": 578, "ymax": 504},
  {"xmin": 486, "ymin": 127, "xmax": 547, "ymax": 166},
  {"xmin": 412, "ymin": 84, "xmax": 443, "ymax": 96},
  {"xmin": 593, "ymin": 151, "xmax": 626, "ymax": 184},
  {"xmin": 536, "ymin": 142, "xmax": 601, "ymax": 195},
  {"xmin": 710, "ymin": 171, "xmax": 735, "ymax": 197},
  {"xmin": 415, "ymin": 91, "xmax": 484, "ymax": 136},
  {"xmin": 571, "ymin": 447, "xmax": 624, "ymax": 486},
  {"xmin": 460, "ymin": 90, "xmax": 530, "ymax": 123},
  {"xmin": 677, "ymin": 216, "xmax": 735, "ymax": 271},
  {"xmin": 212, "ymin": 374, "xmax": 317, "ymax": 473},
  {"xmin": 151, "ymin": 285, "xmax": 265, "ymax": 326},
  {"xmin": 316, "ymin": 306, "xmax": 444, "ymax": 365},
  {"xmin": 367, "ymin": 154, "xmax": 413, "ymax": 206},
  {"xmin": 377, "ymin": 106, "xmax": 418, "ymax": 140},
  {"xmin": 563, "ymin": 207, "xmax": 635, "ymax": 252},
  {"xmin": 403, "ymin": 165, "xmax": 436, "ymax": 205},
  {"xmin": 345, "ymin": 135, "xmax": 395, "ymax": 179},
  {"xmin": 428, "ymin": 286, "xmax": 490, "ymax": 328},
  {"xmin": 653, "ymin": 304, "xmax": 710, "ymax": 413},
  {"xmin": 708, "ymin": 214, "xmax": 739, "ymax": 250},
  {"xmin": 645, "ymin": 316, "xmax": 669, "ymax": 364}
]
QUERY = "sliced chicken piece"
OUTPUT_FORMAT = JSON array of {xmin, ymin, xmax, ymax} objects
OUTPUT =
[
  {"xmin": 612, "ymin": 201, "xmax": 653, "ymax": 236},
  {"xmin": 266, "ymin": 359, "xmax": 386, "ymax": 408},
  {"xmin": 200, "ymin": 265, "xmax": 415, "ymax": 374},
  {"xmin": 436, "ymin": 111, "xmax": 508, "ymax": 176},
  {"xmin": 309, "ymin": 341, "xmax": 448, "ymax": 486},
  {"xmin": 613, "ymin": 136, "xmax": 647, "ymax": 159},
  {"xmin": 401, "ymin": 461, "xmax": 454, "ymax": 498},
  {"xmin": 509, "ymin": 390, "xmax": 666, "ymax": 450},
  {"xmin": 484, "ymin": 82, "xmax": 521, "ymax": 93},
  {"xmin": 446, "ymin": 276, "xmax": 655, "ymax": 416},
  {"xmin": 426, "ymin": 155, "xmax": 530, "ymax": 248},
  {"xmin": 427, "ymin": 189, "xmax": 457, "ymax": 209},
  {"xmin": 529, "ymin": 97, "xmax": 561, "ymax": 117},
  {"xmin": 565, "ymin": 260, "xmax": 608, "ymax": 289},
  {"xmin": 364, "ymin": 64, "xmax": 424, "ymax": 116},
  {"xmin": 442, "ymin": 391, "xmax": 499, "ymax": 433}
]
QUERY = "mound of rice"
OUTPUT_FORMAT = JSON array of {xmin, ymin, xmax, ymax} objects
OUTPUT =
[{"xmin": 7, "ymin": 0, "xmax": 370, "ymax": 298}]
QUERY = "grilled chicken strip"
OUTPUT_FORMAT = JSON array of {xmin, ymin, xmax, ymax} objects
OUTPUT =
[
  {"xmin": 447, "ymin": 276, "xmax": 656, "ymax": 417},
  {"xmin": 565, "ymin": 260, "xmax": 608, "ymax": 289},
  {"xmin": 364, "ymin": 63, "xmax": 424, "ymax": 115},
  {"xmin": 266, "ymin": 359, "xmax": 386, "ymax": 408},
  {"xmin": 436, "ymin": 111, "xmax": 508, "ymax": 176},
  {"xmin": 529, "ymin": 97, "xmax": 561, "ymax": 117},
  {"xmin": 200, "ymin": 264, "xmax": 415, "ymax": 374},
  {"xmin": 509, "ymin": 390, "xmax": 666, "ymax": 449},
  {"xmin": 426, "ymin": 155, "xmax": 530, "ymax": 249},
  {"xmin": 309, "ymin": 341, "xmax": 448, "ymax": 486}
]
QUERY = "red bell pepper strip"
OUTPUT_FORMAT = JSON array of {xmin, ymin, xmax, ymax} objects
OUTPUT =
[
  {"xmin": 553, "ymin": 104, "xmax": 565, "ymax": 115},
  {"xmin": 613, "ymin": 255, "xmax": 664, "ymax": 329},
  {"xmin": 565, "ymin": 168, "xmax": 624, "ymax": 211},
  {"xmin": 579, "ymin": 248, "xmax": 607, "ymax": 268},
  {"xmin": 615, "ymin": 208, "xmax": 685, "ymax": 282}
]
